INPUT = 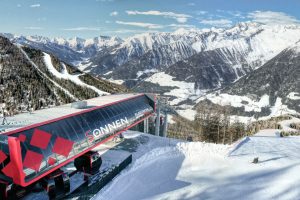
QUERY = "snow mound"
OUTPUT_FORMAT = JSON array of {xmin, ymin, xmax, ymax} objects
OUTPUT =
[
  {"xmin": 144, "ymin": 72, "xmax": 203, "ymax": 106},
  {"xmin": 279, "ymin": 117, "xmax": 300, "ymax": 132},
  {"xmin": 254, "ymin": 129, "xmax": 281, "ymax": 137},
  {"xmin": 200, "ymin": 93, "xmax": 270, "ymax": 112},
  {"xmin": 287, "ymin": 92, "xmax": 300, "ymax": 100}
]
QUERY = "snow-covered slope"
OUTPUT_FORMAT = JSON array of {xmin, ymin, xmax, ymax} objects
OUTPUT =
[
  {"xmin": 0, "ymin": 36, "xmax": 126, "ymax": 114},
  {"xmin": 92, "ymin": 22, "xmax": 300, "ymax": 117},
  {"xmin": 96, "ymin": 128, "xmax": 300, "ymax": 200},
  {"xmin": 197, "ymin": 41, "xmax": 300, "ymax": 121},
  {"xmin": 43, "ymin": 53, "xmax": 108, "ymax": 96},
  {"xmin": 192, "ymin": 23, "xmax": 300, "ymax": 67}
]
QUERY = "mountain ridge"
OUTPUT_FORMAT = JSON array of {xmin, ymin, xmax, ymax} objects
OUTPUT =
[{"xmin": 2, "ymin": 21, "xmax": 300, "ymax": 119}]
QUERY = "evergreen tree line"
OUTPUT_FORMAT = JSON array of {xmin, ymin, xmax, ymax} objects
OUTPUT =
[{"xmin": 168, "ymin": 104, "xmax": 247, "ymax": 144}]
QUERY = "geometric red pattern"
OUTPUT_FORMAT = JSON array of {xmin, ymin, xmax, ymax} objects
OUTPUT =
[
  {"xmin": 0, "ymin": 150, "xmax": 7, "ymax": 164},
  {"xmin": 52, "ymin": 137, "xmax": 74, "ymax": 158},
  {"xmin": 2, "ymin": 162, "xmax": 16, "ymax": 178},
  {"xmin": 48, "ymin": 157, "xmax": 56, "ymax": 166},
  {"xmin": 23, "ymin": 150, "xmax": 44, "ymax": 172},
  {"xmin": 2, "ymin": 161, "xmax": 26, "ymax": 181},
  {"xmin": 30, "ymin": 129, "xmax": 52, "ymax": 149},
  {"xmin": 18, "ymin": 134, "xmax": 27, "ymax": 143}
]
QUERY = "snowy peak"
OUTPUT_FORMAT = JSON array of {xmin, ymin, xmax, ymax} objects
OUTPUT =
[
  {"xmin": 6, "ymin": 34, "xmax": 124, "ymax": 58},
  {"xmin": 288, "ymin": 40, "xmax": 300, "ymax": 54},
  {"xmin": 85, "ymin": 36, "xmax": 123, "ymax": 48}
]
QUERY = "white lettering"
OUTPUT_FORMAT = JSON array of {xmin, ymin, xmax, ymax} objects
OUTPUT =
[
  {"xmin": 92, "ymin": 117, "xmax": 128, "ymax": 139},
  {"xmin": 108, "ymin": 122, "xmax": 117, "ymax": 131},
  {"xmin": 115, "ymin": 119, "xmax": 121, "ymax": 127},
  {"xmin": 93, "ymin": 129, "xmax": 101, "ymax": 137},
  {"xmin": 120, "ymin": 117, "xmax": 129, "ymax": 125},
  {"xmin": 100, "ymin": 125, "xmax": 109, "ymax": 134}
]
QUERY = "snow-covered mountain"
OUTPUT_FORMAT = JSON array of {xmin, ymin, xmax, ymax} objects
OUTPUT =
[
  {"xmin": 0, "ymin": 36, "xmax": 127, "ymax": 114},
  {"xmin": 197, "ymin": 41, "xmax": 300, "ymax": 120},
  {"xmin": 92, "ymin": 22, "xmax": 300, "ymax": 75},
  {"xmin": 88, "ymin": 23, "xmax": 300, "ymax": 97},
  {"xmin": 3, "ymin": 22, "xmax": 300, "ymax": 119},
  {"xmin": 0, "ymin": 33, "xmax": 124, "ymax": 64}
]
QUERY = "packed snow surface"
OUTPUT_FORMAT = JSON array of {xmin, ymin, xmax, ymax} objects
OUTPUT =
[
  {"xmin": 278, "ymin": 117, "xmax": 300, "ymax": 132},
  {"xmin": 145, "ymin": 72, "xmax": 204, "ymax": 106},
  {"xmin": 287, "ymin": 92, "xmax": 300, "ymax": 100},
  {"xmin": 198, "ymin": 93, "xmax": 299, "ymax": 123},
  {"xmin": 18, "ymin": 47, "xmax": 77, "ymax": 101},
  {"xmin": 95, "ymin": 129, "xmax": 300, "ymax": 200},
  {"xmin": 201, "ymin": 93, "xmax": 270, "ymax": 112}
]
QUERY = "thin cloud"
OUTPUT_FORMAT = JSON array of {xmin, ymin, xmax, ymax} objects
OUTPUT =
[
  {"xmin": 126, "ymin": 10, "xmax": 192, "ymax": 23},
  {"xmin": 196, "ymin": 11, "xmax": 208, "ymax": 15},
  {"xmin": 168, "ymin": 24, "xmax": 195, "ymax": 29},
  {"xmin": 200, "ymin": 19, "xmax": 232, "ymax": 27},
  {"xmin": 229, "ymin": 11, "xmax": 243, "ymax": 18},
  {"xmin": 116, "ymin": 21, "xmax": 163, "ymax": 29},
  {"xmin": 24, "ymin": 27, "xmax": 43, "ymax": 30},
  {"xmin": 62, "ymin": 27, "xmax": 102, "ymax": 31},
  {"xmin": 30, "ymin": 4, "xmax": 41, "ymax": 8},
  {"xmin": 104, "ymin": 29, "xmax": 152, "ymax": 34},
  {"xmin": 37, "ymin": 17, "xmax": 47, "ymax": 22},
  {"xmin": 110, "ymin": 11, "xmax": 118, "ymax": 16},
  {"xmin": 188, "ymin": 3, "xmax": 195, "ymax": 6},
  {"xmin": 248, "ymin": 11, "xmax": 299, "ymax": 25}
]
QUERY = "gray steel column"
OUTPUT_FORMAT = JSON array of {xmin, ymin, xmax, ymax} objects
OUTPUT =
[
  {"xmin": 144, "ymin": 118, "xmax": 149, "ymax": 134},
  {"xmin": 146, "ymin": 118, "xmax": 149, "ymax": 133},
  {"xmin": 155, "ymin": 106, "xmax": 160, "ymax": 136},
  {"xmin": 162, "ymin": 113, "xmax": 168, "ymax": 137}
]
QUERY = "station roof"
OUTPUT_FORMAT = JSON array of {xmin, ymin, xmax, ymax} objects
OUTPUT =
[{"xmin": 0, "ymin": 93, "xmax": 141, "ymax": 133}]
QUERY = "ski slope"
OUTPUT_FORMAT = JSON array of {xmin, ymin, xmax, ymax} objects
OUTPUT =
[
  {"xmin": 95, "ymin": 129, "xmax": 300, "ymax": 200},
  {"xmin": 43, "ymin": 53, "xmax": 108, "ymax": 96}
]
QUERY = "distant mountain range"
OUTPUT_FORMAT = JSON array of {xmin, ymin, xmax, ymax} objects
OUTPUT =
[
  {"xmin": 206, "ymin": 42, "xmax": 300, "ymax": 118},
  {"xmin": 1, "ymin": 21, "xmax": 300, "ymax": 120}
]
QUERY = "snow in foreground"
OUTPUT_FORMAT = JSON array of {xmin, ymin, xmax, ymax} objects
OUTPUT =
[{"xmin": 95, "ymin": 130, "xmax": 300, "ymax": 200}]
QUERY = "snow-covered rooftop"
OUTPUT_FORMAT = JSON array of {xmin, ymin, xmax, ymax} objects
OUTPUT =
[{"xmin": 0, "ymin": 93, "xmax": 140, "ymax": 133}]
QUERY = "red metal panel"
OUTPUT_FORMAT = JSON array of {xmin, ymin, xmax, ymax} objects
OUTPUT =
[
  {"xmin": 23, "ymin": 150, "xmax": 44, "ymax": 172},
  {"xmin": 30, "ymin": 129, "xmax": 52, "ymax": 149},
  {"xmin": 2, "ymin": 137, "xmax": 25, "ymax": 186},
  {"xmin": 0, "ymin": 151, "xmax": 7, "ymax": 164},
  {"xmin": 52, "ymin": 137, "xmax": 74, "ymax": 158}
]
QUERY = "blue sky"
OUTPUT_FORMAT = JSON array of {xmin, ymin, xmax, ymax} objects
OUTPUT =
[{"xmin": 0, "ymin": 0, "xmax": 299, "ymax": 38}]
